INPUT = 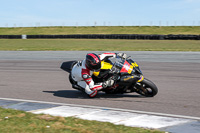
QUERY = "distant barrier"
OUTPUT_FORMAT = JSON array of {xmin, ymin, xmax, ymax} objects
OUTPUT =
[
  {"xmin": 0, "ymin": 35, "xmax": 22, "ymax": 39},
  {"xmin": 0, "ymin": 34, "xmax": 200, "ymax": 40}
]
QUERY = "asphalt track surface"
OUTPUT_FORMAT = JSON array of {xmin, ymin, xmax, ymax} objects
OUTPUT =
[{"xmin": 0, "ymin": 51, "xmax": 200, "ymax": 118}]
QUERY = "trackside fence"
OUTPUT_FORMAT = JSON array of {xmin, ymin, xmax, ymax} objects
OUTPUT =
[{"xmin": 0, "ymin": 34, "xmax": 200, "ymax": 40}]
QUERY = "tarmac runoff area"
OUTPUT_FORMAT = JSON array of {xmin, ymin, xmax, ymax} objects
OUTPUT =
[
  {"xmin": 1, "ymin": 51, "xmax": 200, "ymax": 133},
  {"xmin": 0, "ymin": 98, "xmax": 200, "ymax": 133}
]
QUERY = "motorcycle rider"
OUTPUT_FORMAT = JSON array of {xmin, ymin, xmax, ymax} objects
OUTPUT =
[{"xmin": 70, "ymin": 52, "xmax": 127, "ymax": 98}]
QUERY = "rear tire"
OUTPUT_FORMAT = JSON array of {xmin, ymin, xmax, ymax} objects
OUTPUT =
[{"xmin": 134, "ymin": 78, "xmax": 158, "ymax": 97}]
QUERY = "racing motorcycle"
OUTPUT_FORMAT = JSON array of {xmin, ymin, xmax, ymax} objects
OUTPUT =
[{"xmin": 61, "ymin": 57, "xmax": 158, "ymax": 97}]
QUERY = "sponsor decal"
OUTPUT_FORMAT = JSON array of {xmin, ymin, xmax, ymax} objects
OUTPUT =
[
  {"xmin": 137, "ymin": 76, "xmax": 144, "ymax": 82},
  {"xmin": 131, "ymin": 62, "xmax": 139, "ymax": 67},
  {"xmin": 121, "ymin": 61, "xmax": 131, "ymax": 73},
  {"xmin": 123, "ymin": 76, "xmax": 134, "ymax": 81}
]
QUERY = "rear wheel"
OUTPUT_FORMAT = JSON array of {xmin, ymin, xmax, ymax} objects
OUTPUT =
[{"xmin": 134, "ymin": 78, "xmax": 158, "ymax": 97}]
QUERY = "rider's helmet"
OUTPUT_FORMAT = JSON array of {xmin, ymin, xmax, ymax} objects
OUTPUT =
[{"xmin": 85, "ymin": 53, "xmax": 101, "ymax": 71}]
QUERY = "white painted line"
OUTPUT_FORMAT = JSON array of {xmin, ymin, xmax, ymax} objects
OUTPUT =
[
  {"xmin": 115, "ymin": 115, "xmax": 190, "ymax": 129},
  {"xmin": 31, "ymin": 105, "xmax": 192, "ymax": 129},
  {"xmin": 0, "ymin": 97, "xmax": 200, "ymax": 121},
  {"xmin": 33, "ymin": 106, "xmax": 102, "ymax": 117}
]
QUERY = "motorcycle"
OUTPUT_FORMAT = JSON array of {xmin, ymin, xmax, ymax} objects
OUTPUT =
[{"xmin": 61, "ymin": 57, "xmax": 158, "ymax": 97}]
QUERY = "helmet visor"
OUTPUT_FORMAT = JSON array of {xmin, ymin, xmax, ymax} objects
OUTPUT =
[{"xmin": 92, "ymin": 62, "xmax": 101, "ymax": 71}]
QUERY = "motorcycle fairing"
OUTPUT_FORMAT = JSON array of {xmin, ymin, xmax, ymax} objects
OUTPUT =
[
  {"xmin": 120, "ymin": 60, "xmax": 133, "ymax": 74},
  {"xmin": 93, "ymin": 61, "xmax": 112, "ymax": 77},
  {"xmin": 60, "ymin": 61, "xmax": 77, "ymax": 73}
]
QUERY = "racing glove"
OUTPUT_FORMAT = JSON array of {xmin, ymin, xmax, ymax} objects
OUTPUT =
[
  {"xmin": 102, "ymin": 79, "xmax": 115, "ymax": 88},
  {"xmin": 116, "ymin": 53, "xmax": 127, "ymax": 59},
  {"xmin": 110, "ymin": 66, "xmax": 120, "ymax": 74}
]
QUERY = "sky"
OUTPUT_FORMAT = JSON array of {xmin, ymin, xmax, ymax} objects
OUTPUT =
[{"xmin": 0, "ymin": 0, "xmax": 200, "ymax": 27}]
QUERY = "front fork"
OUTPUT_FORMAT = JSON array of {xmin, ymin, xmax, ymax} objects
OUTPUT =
[{"xmin": 133, "ymin": 75, "xmax": 148, "ymax": 94}]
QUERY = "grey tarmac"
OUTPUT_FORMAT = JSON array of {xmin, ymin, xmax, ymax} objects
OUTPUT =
[{"xmin": 0, "ymin": 51, "xmax": 200, "ymax": 118}]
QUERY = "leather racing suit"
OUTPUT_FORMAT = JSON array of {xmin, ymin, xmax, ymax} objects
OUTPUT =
[{"xmin": 71, "ymin": 53, "xmax": 119, "ymax": 97}]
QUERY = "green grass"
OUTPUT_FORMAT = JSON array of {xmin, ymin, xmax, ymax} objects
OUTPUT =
[
  {"xmin": 1, "ymin": 26, "xmax": 199, "ymax": 51},
  {"xmin": 0, "ymin": 26, "xmax": 200, "ymax": 35},
  {"xmin": 0, "ymin": 107, "xmax": 163, "ymax": 133},
  {"xmin": 0, "ymin": 39, "xmax": 200, "ymax": 51}
]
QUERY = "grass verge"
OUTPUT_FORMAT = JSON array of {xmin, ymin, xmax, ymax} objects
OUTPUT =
[
  {"xmin": 0, "ymin": 107, "xmax": 163, "ymax": 133},
  {"xmin": 0, "ymin": 39, "xmax": 199, "ymax": 51},
  {"xmin": 0, "ymin": 26, "xmax": 200, "ymax": 35}
]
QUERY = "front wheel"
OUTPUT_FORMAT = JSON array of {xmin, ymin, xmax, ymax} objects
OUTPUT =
[{"xmin": 134, "ymin": 78, "xmax": 158, "ymax": 97}]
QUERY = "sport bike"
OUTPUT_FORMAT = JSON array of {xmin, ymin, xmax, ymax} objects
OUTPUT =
[{"xmin": 61, "ymin": 57, "xmax": 158, "ymax": 97}]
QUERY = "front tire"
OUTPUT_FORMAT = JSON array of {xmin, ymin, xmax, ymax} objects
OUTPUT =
[{"xmin": 134, "ymin": 78, "xmax": 158, "ymax": 97}]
